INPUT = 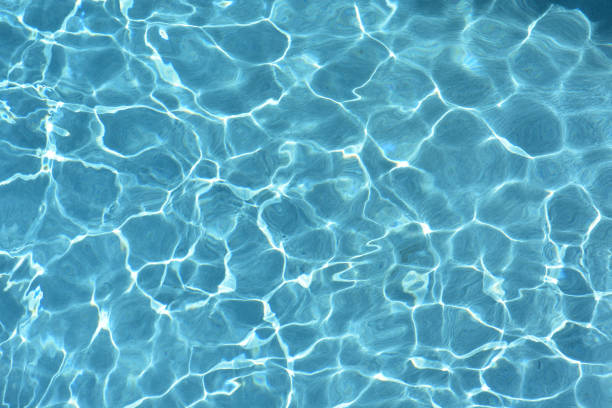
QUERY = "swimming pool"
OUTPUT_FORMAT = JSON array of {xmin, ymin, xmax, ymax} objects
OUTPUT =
[{"xmin": 0, "ymin": 0, "xmax": 611, "ymax": 407}]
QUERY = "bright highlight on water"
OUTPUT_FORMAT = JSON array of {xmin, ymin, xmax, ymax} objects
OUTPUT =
[{"xmin": 0, "ymin": 0, "xmax": 611, "ymax": 407}]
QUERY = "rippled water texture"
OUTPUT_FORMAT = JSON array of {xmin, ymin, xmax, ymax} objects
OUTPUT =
[{"xmin": 1, "ymin": 0, "xmax": 611, "ymax": 407}]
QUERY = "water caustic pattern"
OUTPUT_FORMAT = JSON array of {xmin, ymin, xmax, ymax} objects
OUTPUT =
[{"xmin": 0, "ymin": 0, "xmax": 611, "ymax": 406}]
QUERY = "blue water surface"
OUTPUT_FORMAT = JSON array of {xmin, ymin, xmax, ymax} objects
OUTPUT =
[{"xmin": 0, "ymin": 0, "xmax": 611, "ymax": 407}]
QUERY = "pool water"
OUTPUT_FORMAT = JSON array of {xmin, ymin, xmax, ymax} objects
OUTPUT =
[{"xmin": 0, "ymin": 0, "xmax": 611, "ymax": 407}]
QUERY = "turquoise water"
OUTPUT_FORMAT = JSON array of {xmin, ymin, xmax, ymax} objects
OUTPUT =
[{"xmin": 0, "ymin": 0, "xmax": 611, "ymax": 407}]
